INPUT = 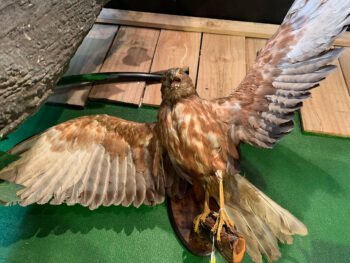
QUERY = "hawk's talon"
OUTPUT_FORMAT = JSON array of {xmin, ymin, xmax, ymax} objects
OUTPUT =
[
  {"xmin": 211, "ymin": 208, "xmax": 234, "ymax": 241},
  {"xmin": 213, "ymin": 172, "xmax": 235, "ymax": 241},
  {"xmin": 193, "ymin": 184, "xmax": 211, "ymax": 234},
  {"xmin": 193, "ymin": 208, "xmax": 211, "ymax": 233}
]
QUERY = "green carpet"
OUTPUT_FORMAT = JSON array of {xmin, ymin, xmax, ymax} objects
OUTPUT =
[{"xmin": 0, "ymin": 101, "xmax": 349, "ymax": 263}]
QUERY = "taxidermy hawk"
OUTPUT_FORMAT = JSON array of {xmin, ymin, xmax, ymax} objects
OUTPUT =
[{"xmin": 1, "ymin": 0, "xmax": 349, "ymax": 262}]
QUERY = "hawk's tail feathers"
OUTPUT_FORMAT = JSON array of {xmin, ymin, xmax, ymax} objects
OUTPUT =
[{"xmin": 224, "ymin": 174, "xmax": 307, "ymax": 263}]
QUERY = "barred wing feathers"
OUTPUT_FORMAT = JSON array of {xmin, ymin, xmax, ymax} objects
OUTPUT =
[
  {"xmin": 0, "ymin": 115, "xmax": 185, "ymax": 209},
  {"xmin": 224, "ymin": 174, "xmax": 307, "ymax": 263},
  {"xmin": 215, "ymin": 0, "xmax": 350, "ymax": 148}
]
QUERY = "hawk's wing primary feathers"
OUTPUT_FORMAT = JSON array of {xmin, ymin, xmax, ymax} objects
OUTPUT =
[
  {"xmin": 214, "ymin": 0, "xmax": 350, "ymax": 148},
  {"xmin": 0, "ymin": 115, "xmax": 186, "ymax": 209}
]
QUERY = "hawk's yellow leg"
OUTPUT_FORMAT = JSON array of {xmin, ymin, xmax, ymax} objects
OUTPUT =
[
  {"xmin": 212, "ymin": 171, "xmax": 235, "ymax": 241},
  {"xmin": 193, "ymin": 185, "xmax": 210, "ymax": 233}
]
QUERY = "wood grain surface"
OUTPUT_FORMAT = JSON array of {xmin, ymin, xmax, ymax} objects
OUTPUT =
[
  {"xmin": 48, "ymin": 24, "xmax": 118, "ymax": 107},
  {"xmin": 339, "ymin": 47, "xmax": 350, "ymax": 95},
  {"xmin": 196, "ymin": 34, "xmax": 246, "ymax": 99},
  {"xmin": 96, "ymin": 8, "xmax": 350, "ymax": 47},
  {"xmin": 301, "ymin": 59, "xmax": 350, "ymax": 137},
  {"xmin": 245, "ymin": 38, "xmax": 267, "ymax": 71},
  {"xmin": 142, "ymin": 30, "xmax": 201, "ymax": 106},
  {"xmin": 89, "ymin": 26, "xmax": 160, "ymax": 105}
]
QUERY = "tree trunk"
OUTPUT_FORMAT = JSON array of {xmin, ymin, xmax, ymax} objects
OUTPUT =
[{"xmin": 0, "ymin": 0, "xmax": 109, "ymax": 138}]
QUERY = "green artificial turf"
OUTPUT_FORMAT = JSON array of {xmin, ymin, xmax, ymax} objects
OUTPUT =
[{"xmin": 0, "ymin": 101, "xmax": 349, "ymax": 263}]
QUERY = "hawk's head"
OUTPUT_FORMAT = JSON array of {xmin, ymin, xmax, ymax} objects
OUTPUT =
[{"xmin": 160, "ymin": 68, "xmax": 196, "ymax": 103}]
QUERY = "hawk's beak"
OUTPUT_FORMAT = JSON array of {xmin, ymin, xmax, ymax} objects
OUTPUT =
[
  {"xmin": 170, "ymin": 75, "xmax": 181, "ymax": 88},
  {"xmin": 170, "ymin": 75, "xmax": 181, "ymax": 82}
]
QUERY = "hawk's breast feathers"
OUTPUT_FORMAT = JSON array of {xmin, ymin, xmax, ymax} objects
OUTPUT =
[{"xmin": 157, "ymin": 96, "xmax": 240, "ymax": 178}]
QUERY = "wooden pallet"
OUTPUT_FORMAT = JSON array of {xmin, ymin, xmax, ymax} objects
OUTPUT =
[{"xmin": 48, "ymin": 8, "xmax": 350, "ymax": 137}]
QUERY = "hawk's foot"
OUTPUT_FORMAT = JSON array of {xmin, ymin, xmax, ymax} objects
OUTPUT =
[
  {"xmin": 212, "ymin": 170, "xmax": 235, "ymax": 241},
  {"xmin": 211, "ymin": 208, "xmax": 235, "ymax": 241},
  {"xmin": 193, "ymin": 183, "xmax": 211, "ymax": 234},
  {"xmin": 193, "ymin": 206, "xmax": 211, "ymax": 233}
]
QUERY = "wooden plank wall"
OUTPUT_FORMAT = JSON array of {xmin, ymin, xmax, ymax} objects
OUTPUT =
[
  {"xmin": 339, "ymin": 48, "xmax": 350, "ymax": 95},
  {"xmin": 53, "ymin": 9, "xmax": 350, "ymax": 138},
  {"xmin": 245, "ymin": 38, "xmax": 267, "ymax": 70},
  {"xmin": 143, "ymin": 30, "xmax": 201, "ymax": 106},
  {"xmin": 96, "ymin": 9, "xmax": 350, "ymax": 47},
  {"xmin": 301, "ymin": 60, "xmax": 350, "ymax": 137},
  {"xmin": 48, "ymin": 24, "xmax": 118, "ymax": 107},
  {"xmin": 89, "ymin": 26, "xmax": 160, "ymax": 106},
  {"xmin": 196, "ymin": 34, "xmax": 246, "ymax": 99}
]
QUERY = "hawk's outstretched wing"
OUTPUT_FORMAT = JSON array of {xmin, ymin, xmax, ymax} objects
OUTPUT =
[
  {"xmin": 0, "ymin": 115, "xmax": 187, "ymax": 209},
  {"xmin": 214, "ymin": 0, "xmax": 350, "ymax": 148}
]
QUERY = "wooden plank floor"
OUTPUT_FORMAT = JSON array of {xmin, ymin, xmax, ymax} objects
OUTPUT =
[{"xmin": 52, "ymin": 8, "xmax": 350, "ymax": 138}]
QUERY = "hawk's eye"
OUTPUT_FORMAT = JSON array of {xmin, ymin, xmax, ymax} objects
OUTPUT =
[{"xmin": 162, "ymin": 76, "xmax": 167, "ymax": 81}]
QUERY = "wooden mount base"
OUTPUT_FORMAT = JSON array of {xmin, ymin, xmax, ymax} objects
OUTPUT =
[{"xmin": 167, "ymin": 185, "xmax": 246, "ymax": 263}]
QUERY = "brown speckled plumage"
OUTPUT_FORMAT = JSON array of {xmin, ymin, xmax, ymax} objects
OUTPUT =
[{"xmin": 1, "ymin": 1, "xmax": 350, "ymax": 262}]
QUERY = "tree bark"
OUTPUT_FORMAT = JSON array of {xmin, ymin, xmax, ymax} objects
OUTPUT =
[{"xmin": 0, "ymin": 0, "xmax": 109, "ymax": 138}]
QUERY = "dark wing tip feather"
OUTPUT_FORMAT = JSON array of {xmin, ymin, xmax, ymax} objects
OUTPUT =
[{"xmin": 214, "ymin": 0, "xmax": 349, "ymax": 149}]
